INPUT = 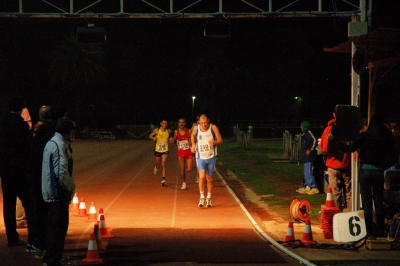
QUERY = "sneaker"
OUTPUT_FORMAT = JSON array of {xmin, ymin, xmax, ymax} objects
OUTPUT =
[
  {"xmin": 154, "ymin": 166, "xmax": 158, "ymax": 174},
  {"xmin": 198, "ymin": 198, "xmax": 205, "ymax": 207},
  {"xmin": 206, "ymin": 198, "xmax": 212, "ymax": 207},
  {"xmin": 296, "ymin": 186, "xmax": 310, "ymax": 194},
  {"xmin": 306, "ymin": 188, "xmax": 319, "ymax": 195},
  {"xmin": 181, "ymin": 182, "xmax": 186, "ymax": 190},
  {"xmin": 161, "ymin": 178, "xmax": 166, "ymax": 186},
  {"xmin": 26, "ymin": 244, "xmax": 45, "ymax": 258},
  {"xmin": 8, "ymin": 238, "xmax": 26, "ymax": 247}
]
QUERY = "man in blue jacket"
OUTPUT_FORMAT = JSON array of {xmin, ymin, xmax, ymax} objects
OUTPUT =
[
  {"xmin": 42, "ymin": 117, "xmax": 75, "ymax": 266},
  {"xmin": 296, "ymin": 121, "xmax": 319, "ymax": 195}
]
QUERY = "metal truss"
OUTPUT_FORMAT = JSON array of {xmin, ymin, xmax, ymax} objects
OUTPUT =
[{"xmin": 0, "ymin": 0, "xmax": 361, "ymax": 19}]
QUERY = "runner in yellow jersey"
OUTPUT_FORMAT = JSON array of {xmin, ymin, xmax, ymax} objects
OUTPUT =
[{"xmin": 149, "ymin": 119, "xmax": 173, "ymax": 186}]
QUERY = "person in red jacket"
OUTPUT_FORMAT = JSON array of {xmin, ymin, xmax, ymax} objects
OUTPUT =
[{"xmin": 320, "ymin": 112, "xmax": 352, "ymax": 211}]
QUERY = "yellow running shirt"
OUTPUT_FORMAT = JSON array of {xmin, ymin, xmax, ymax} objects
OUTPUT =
[{"xmin": 155, "ymin": 128, "xmax": 169, "ymax": 152}]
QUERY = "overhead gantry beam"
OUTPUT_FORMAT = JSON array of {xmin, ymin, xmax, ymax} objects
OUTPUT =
[{"xmin": 0, "ymin": 0, "xmax": 360, "ymax": 19}]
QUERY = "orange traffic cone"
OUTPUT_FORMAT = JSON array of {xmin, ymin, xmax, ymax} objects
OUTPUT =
[
  {"xmin": 75, "ymin": 198, "xmax": 88, "ymax": 217},
  {"xmin": 93, "ymin": 224, "xmax": 106, "ymax": 251},
  {"xmin": 97, "ymin": 208, "xmax": 104, "ymax": 222},
  {"xmin": 82, "ymin": 233, "xmax": 103, "ymax": 263},
  {"xmin": 70, "ymin": 193, "xmax": 79, "ymax": 211},
  {"xmin": 301, "ymin": 218, "xmax": 317, "ymax": 245},
  {"xmin": 99, "ymin": 214, "xmax": 113, "ymax": 239},
  {"xmin": 325, "ymin": 187, "xmax": 337, "ymax": 209},
  {"xmin": 321, "ymin": 187, "xmax": 340, "ymax": 239},
  {"xmin": 86, "ymin": 202, "xmax": 97, "ymax": 222},
  {"xmin": 282, "ymin": 221, "xmax": 296, "ymax": 247}
]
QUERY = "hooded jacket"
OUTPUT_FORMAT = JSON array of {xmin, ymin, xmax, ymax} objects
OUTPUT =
[
  {"xmin": 298, "ymin": 127, "xmax": 317, "ymax": 163},
  {"xmin": 320, "ymin": 118, "xmax": 351, "ymax": 169},
  {"xmin": 42, "ymin": 132, "xmax": 75, "ymax": 202}
]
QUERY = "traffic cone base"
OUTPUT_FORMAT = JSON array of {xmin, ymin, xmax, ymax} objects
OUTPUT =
[{"xmin": 82, "ymin": 233, "xmax": 103, "ymax": 263}]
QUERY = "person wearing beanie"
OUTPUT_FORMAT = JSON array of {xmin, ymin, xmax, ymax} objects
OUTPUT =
[
  {"xmin": 296, "ymin": 121, "xmax": 319, "ymax": 195},
  {"xmin": 42, "ymin": 116, "xmax": 75, "ymax": 266}
]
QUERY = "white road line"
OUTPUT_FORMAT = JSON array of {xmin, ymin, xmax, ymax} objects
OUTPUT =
[
  {"xmin": 170, "ymin": 163, "xmax": 180, "ymax": 228},
  {"xmin": 78, "ymin": 156, "xmax": 154, "ymax": 240}
]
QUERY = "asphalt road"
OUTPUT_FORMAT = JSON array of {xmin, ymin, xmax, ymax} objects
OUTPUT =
[{"xmin": 0, "ymin": 139, "xmax": 301, "ymax": 266}]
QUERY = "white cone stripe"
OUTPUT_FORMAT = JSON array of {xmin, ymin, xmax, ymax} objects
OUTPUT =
[
  {"xmin": 99, "ymin": 220, "xmax": 106, "ymax": 228},
  {"xmin": 327, "ymin": 193, "xmax": 333, "ymax": 200},
  {"xmin": 79, "ymin": 202, "xmax": 86, "ymax": 208},
  {"xmin": 88, "ymin": 240, "xmax": 98, "ymax": 250},
  {"xmin": 72, "ymin": 197, "xmax": 79, "ymax": 203},
  {"xmin": 89, "ymin": 206, "xmax": 97, "ymax": 214},
  {"xmin": 304, "ymin": 225, "xmax": 311, "ymax": 233},
  {"xmin": 286, "ymin": 228, "xmax": 293, "ymax": 235}
]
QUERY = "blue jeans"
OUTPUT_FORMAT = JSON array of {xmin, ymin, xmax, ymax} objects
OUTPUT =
[
  {"xmin": 303, "ymin": 162, "xmax": 317, "ymax": 188},
  {"xmin": 359, "ymin": 168, "xmax": 384, "ymax": 216}
]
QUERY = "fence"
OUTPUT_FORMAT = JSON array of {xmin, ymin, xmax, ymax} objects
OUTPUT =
[{"xmin": 283, "ymin": 130, "xmax": 302, "ymax": 163}]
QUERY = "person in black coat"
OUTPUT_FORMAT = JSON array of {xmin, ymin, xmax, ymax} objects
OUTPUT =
[
  {"xmin": 0, "ymin": 96, "xmax": 31, "ymax": 247},
  {"xmin": 328, "ymin": 113, "xmax": 399, "ymax": 238}
]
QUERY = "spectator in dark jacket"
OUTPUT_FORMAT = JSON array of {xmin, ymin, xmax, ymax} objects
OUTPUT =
[
  {"xmin": 329, "ymin": 113, "xmax": 399, "ymax": 238},
  {"xmin": 296, "ymin": 121, "xmax": 319, "ymax": 195},
  {"xmin": 0, "ymin": 95, "xmax": 31, "ymax": 247},
  {"xmin": 25, "ymin": 105, "xmax": 57, "ymax": 257}
]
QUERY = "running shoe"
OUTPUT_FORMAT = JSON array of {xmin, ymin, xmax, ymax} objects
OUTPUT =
[
  {"xmin": 26, "ymin": 244, "xmax": 45, "ymax": 259},
  {"xmin": 296, "ymin": 186, "xmax": 310, "ymax": 194},
  {"xmin": 306, "ymin": 188, "xmax": 319, "ymax": 195},
  {"xmin": 161, "ymin": 178, "xmax": 166, "ymax": 186},
  {"xmin": 181, "ymin": 182, "xmax": 186, "ymax": 190},
  {"xmin": 198, "ymin": 198, "xmax": 205, "ymax": 207},
  {"xmin": 153, "ymin": 166, "xmax": 158, "ymax": 174},
  {"xmin": 206, "ymin": 198, "xmax": 212, "ymax": 207}
]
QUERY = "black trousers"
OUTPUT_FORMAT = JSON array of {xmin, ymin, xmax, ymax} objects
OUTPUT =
[
  {"xmin": 28, "ymin": 188, "xmax": 47, "ymax": 250},
  {"xmin": 1, "ymin": 173, "xmax": 31, "ymax": 244},
  {"xmin": 44, "ymin": 200, "xmax": 69, "ymax": 266}
]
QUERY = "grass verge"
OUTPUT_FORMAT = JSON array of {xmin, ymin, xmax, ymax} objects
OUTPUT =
[{"xmin": 217, "ymin": 139, "xmax": 326, "ymax": 220}]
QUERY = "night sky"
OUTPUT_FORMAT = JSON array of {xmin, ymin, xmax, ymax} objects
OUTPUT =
[{"xmin": 0, "ymin": 1, "xmax": 399, "ymax": 131}]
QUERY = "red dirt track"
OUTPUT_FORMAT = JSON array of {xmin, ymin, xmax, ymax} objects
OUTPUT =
[{"xmin": 0, "ymin": 140, "xmax": 298, "ymax": 266}]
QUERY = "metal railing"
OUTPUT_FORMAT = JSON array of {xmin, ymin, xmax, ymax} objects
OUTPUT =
[{"xmin": 283, "ymin": 130, "xmax": 301, "ymax": 163}]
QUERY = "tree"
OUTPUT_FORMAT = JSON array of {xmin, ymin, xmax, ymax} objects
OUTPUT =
[{"xmin": 48, "ymin": 32, "xmax": 106, "ymax": 128}]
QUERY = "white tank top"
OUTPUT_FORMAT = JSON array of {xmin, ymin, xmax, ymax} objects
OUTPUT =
[{"xmin": 196, "ymin": 124, "xmax": 215, "ymax": 159}]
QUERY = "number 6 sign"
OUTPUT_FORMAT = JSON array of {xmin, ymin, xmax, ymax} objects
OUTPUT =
[{"xmin": 333, "ymin": 211, "xmax": 367, "ymax": 242}]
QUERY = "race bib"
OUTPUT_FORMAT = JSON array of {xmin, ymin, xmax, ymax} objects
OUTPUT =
[
  {"xmin": 198, "ymin": 140, "xmax": 214, "ymax": 159},
  {"xmin": 178, "ymin": 140, "xmax": 190, "ymax": 150},
  {"xmin": 157, "ymin": 142, "xmax": 167, "ymax": 151}
]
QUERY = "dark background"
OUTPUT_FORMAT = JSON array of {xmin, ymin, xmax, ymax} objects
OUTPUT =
[{"xmin": 0, "ymin": 0, "xmax": 399, "ymax": 135}]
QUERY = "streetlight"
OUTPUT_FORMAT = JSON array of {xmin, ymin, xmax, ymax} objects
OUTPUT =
[{"xmin": 192, "ymin": 96, "xmax": 196, "ymax": 123}]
